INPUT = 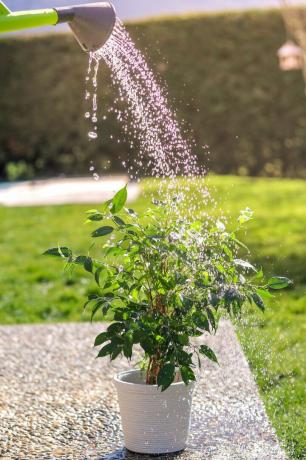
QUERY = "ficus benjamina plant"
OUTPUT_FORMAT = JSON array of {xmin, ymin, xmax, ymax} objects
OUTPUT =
[{"xmin": 44, "ymin": 186, "xmax": 292, "ymax": 391}]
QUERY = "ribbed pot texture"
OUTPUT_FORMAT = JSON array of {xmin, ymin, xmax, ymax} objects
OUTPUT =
[{"xmin": 114, "ymin": 369, "xmax": 194, "ymax": 454}]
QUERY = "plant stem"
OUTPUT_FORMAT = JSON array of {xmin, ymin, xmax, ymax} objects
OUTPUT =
[{"xmin": 146, "ymin": 354, "xmax": 160, "ymax": 384}]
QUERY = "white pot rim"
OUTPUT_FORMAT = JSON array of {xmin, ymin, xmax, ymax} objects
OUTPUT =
[{"xmin": 114, "ymin": 369, "xmax": 195, "ymax": 393}]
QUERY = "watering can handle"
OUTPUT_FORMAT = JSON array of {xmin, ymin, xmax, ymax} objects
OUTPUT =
[{"xmin": 0, "ymin": 1, "xmax": 10, "ymax": 15}]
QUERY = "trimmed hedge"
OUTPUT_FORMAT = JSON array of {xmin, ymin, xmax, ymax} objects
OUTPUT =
[{"xmin": 1, "ymin": 9, "xmax": 306, "ymax": 180}]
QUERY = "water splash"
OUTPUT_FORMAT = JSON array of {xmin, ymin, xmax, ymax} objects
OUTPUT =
[
  {"xmin": 87, "ymin": 19, "xmax": 214, "ymax": 220},
  {"xmin": 85, "ymin": 56, "xmax": 99, "ymax": 140},
  {"xmin": 84, "ymin": 56, "xmax": 101, "ymax": 180},
  {"xmin": 92, "ymin": 20, "xmax": 202, "ymax": 181}
]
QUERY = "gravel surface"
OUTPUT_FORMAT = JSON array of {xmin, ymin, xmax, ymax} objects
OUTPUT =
[{"xmin": 0, "ymin": 321, "xmax": 286, "ymax": 459}]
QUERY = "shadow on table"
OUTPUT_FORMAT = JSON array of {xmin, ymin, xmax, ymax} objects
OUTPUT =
[{"xmin": 102, "ymin": 448, "xmax": 185, "ymax": 459}]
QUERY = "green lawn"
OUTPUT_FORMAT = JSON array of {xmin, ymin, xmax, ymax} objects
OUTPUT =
[{"xmin": 0, "ymin": 175, "xmax": 305, "ymax": 458}]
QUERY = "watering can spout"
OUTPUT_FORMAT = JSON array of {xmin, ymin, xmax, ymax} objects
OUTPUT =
[
  {"xmin": 0, "ymin": 1, "xmax": 116, "ymax": 52},
  {"xmin": 56, "ymin": 3, "xmax": 116, "ymax": 52}
]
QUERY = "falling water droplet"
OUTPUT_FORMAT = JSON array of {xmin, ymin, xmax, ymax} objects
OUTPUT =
[{"xmin": 89, "ymin": 18, "xmax": 216, "ymax": 229}]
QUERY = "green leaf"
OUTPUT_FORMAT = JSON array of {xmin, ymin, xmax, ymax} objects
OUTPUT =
[
  {"xmin": 123, "ymin": 337, "xmax": 133, "ymax": 359},
  {"xmin": 199, "ymin": 345, "xmax": 218, "ymax": 364},
  {"xmin": 110, "ymin": 346, "xmax": 122, "ymax": 360},
  {"xmin": 84, "ymin": 257, "xmax": 93, "ymax": 273},
  {"xmin": 95, "ymin": 267, "xmax": 102, "ymax": 285},
  {"xmin": 207, "ymin": 308, "xmax": 216, "ymax": 331},
  {"xmin": 223, "ymin": 244, "xmax": 233, "ymax": 259},
  {"xmin": 86, "ymin": 209, "xmax": 99, "ymax": 214},
  {"xmin": 106, "ymin": 246, "xmax": 126, "ymax": 256},
  {"xmin": 92, "ymin": 226, "xmax": 114, "ymax": 238},
  {"xmin": 94, "ymin": 332, "xmax": 109, "ymax": 347},
  {"xmin": 157, "ymin": 363, "xmax": 175, "ymax": 391},
  {"xmin": 252, "ymin": 293, "xmax": 265, "ymax": 311},
  {"xmin": 97, "ymin": 343, "xmax": 112, "ymax": 358},
  {"xmin": 176, "ymin": 349, "xmax": 193, "ymax": 366},
  {"xmin": 268, "ymin": 276, "xmax": 292, "ymax": 290},
  {"xmin": 193, "ymin": 312, "xmax": 209, "ymax": 331},
  {"xmin": 95, "ymin": 267, "xmax": 108, "ymax": 286},
  {"xmin": 90, "ymin": 301, "xmax": 103, "ymax": 322},
  {"xmin": 126, "ymin": 208, "xmax": 138, "ymax": 217},
  {"xmin": 113, "ymin": 216, "xmax": 126, "ymax": 226},
  {"xmin": 140, "ymin": 336, "xmax": 155, "ymax": 355},
  {"xmin": 88, "ymin": 293, "xmax": 100, "ymax": 300},
  {"xmin": 257, "ymin": 288, "xmax": 274, "ymax": 299},
  {"xmin": 180, "ymin": 366, "xmax": 196, "ymax": 385},
  {"xmin": 255, "ymin": 269, "xmax": 264, "ymax": 280},
  {"xmin": 83, "ymin": 294, "xmax": 99, "ymax": 310},
  {"xmin": 107, "ymin": 322, "xmax": 124, "ymax": 334},
  {"xmin": 74, "ymin": 255, "xmax": 87, "ymax": 264},
  {"xmin": 102, "ymin": 303, "xmax": 111, "ymax": 316},
  {"xmin": 110, "ymin": 186, "xmax": 127, "ymax": 214},
  {"xmin": 234, "ymin": 259, "xmax": 256, "ymax": 271},
  {"xmin": 190, "ymin": 329, "xmax": 203, "ymax": 337},
  {"xmin": 232, "ymin": 237, "xmax": 249, "ymax": 252},
  {"xmin": 132, "ymin": 329, "xmax": 143, "ymax": 344},
  {"xmin": 43, "ymin": 247, "xmax": 71, "ymax": 258},
  {"xmin": 177, "ymin": 334, "xmax": 189, "ymax": 346},
  {"xmin": 86, "ymin": 212, "xmax": 104, "ymax": 222},
  {"xmin": 237, "ymin": 208, "xmax": 253, "ymax": 225}
]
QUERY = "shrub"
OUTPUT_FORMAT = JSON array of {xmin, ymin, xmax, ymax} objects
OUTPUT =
[
  {"xmin": 1, "ymin": 9, "xmax": 306, "ymax": 180},
  {"xmin": 45, "ymin": 187, "xmax": 291, "ymax": 389}
]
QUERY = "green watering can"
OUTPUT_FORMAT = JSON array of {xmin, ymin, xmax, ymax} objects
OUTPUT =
[{"xmin": 0, "ymin": 1, "xmax": 116, "ymax": 51}]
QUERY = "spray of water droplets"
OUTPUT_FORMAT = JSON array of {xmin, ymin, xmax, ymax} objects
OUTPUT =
[
  {"xmin": 86, "ymin": 19, "xmax": 216, "ymax": 220},
  {"xmin": 85, "ymin": 56, "xmax": 99, "ymax": 140},
  {"xmin": 84, "ymin": 57, "xmax": 100, "ymax": 179}
]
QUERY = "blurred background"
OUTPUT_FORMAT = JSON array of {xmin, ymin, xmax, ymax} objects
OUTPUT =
[{"xmin": 2, "ymin": 0, "xmax": 306, "ymax": 181}]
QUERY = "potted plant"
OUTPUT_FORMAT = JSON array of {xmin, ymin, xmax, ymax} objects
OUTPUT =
[{"xmin": 45, "ymin": 186, "xmax": 291, "ymax": 455}]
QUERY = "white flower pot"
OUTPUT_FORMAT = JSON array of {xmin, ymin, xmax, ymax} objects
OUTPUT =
[{"xmin": 114, "ymin": 369, "xmax": 194, "ymax": 454}]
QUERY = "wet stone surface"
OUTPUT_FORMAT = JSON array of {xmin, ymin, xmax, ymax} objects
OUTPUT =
[{"xmin": 0, "ymin": 321, "xmax": 286, "ymax": 459}]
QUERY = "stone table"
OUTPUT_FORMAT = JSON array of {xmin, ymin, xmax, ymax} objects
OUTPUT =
[{"xmin": 0, "ymin": 321, "xmax": 286, "ymax": 459}]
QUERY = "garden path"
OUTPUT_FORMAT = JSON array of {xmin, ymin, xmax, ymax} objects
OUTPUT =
[
  {"xmin": 0, "ymin": 177, "xmax": 139, "ymax": 206},
  {"xmin": 0, "ymin": 320, "xmax": 286, "ymax": 459}
]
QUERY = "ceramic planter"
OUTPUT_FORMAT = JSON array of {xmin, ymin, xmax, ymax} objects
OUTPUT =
[{"xmin": 114, "ymin": 369, "xmax": 194, "ymax": 454}]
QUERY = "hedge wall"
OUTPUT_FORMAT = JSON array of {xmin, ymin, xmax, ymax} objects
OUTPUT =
[{"xmin": 1, "ymin": 9, "xmax": 306, "ymax": 180}]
